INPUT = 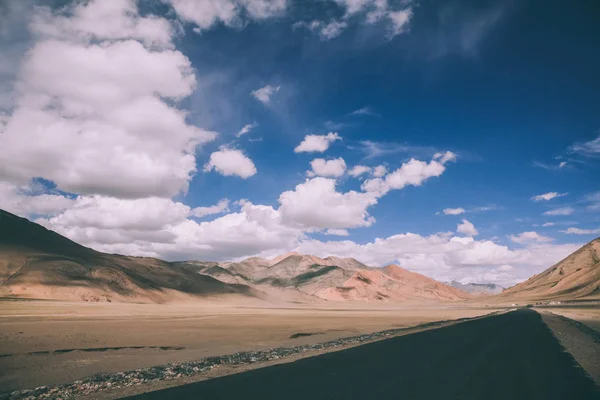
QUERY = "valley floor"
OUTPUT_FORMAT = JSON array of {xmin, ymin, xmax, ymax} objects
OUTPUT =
[
  {"xmin": 0, "ymin": 299, "xmax": 493, "ymax": 393},
  {"xmin": 128, "ymin": 310, "xmax": 600, "ymax": 400}
]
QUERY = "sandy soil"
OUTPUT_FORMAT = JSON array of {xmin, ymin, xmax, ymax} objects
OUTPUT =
[
  {"xmin": 541, "ymin": 306, "xmax": 600, "ymax": 332},
  {"xmin": 0, "ymin": 299, "xmax": 494, "ymax": 392}
]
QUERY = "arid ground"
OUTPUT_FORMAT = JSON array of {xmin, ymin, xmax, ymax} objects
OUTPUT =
[
  {"xmin": 0, "ymin": 299, "xmax": 494, "ymax": 393},
  {"xmin": 129, "ymin": 310, "xmax": 600, "ymax": 400}
]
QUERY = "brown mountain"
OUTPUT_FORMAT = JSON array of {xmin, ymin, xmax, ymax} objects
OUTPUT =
[
  {"xmin": 0, "ymin": 209, "xmax": 471, "ymax": 304},
  {"xmin": 0, "ymin": 209, "xmax": 256, "ymax": 303},
  {"xmin": 194, "ymin": 254, "xmax": 471, "ymax": 303},
  {"xmin": 501, "ymin": 238, "xmax": 600, "ymax": 301}
]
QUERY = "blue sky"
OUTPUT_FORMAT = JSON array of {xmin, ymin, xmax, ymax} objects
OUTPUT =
[{"xmin": 0, "ymin": 0, "xmax": 599, "ymax": 286}]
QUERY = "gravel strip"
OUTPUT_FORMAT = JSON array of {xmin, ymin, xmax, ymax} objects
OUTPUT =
[{"xmin": 0, "ymin": 313, "xmax": 497, "ymax": 400}]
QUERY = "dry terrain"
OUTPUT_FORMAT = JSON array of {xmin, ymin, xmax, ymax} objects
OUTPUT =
[
  {"xmin": 501, "ymin": 238, "xmax": 600, "ymax": 301},
  {"xmin": 0, "ymin": 299, "xmax": 493, "ymax": 393}
]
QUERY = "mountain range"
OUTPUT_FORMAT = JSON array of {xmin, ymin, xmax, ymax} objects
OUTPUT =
[{"xmin": 1, "ymin": 209, "xmax": 599, "ymax": 304}]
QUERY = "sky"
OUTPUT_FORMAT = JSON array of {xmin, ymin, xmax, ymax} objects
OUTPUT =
[{"xmin": 0, "ymin": 0, "xmax": 599, "ymax": 287}]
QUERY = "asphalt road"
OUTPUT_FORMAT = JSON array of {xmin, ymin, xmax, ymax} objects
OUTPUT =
[{"xmin": 128, "ymin": 310, "xmax": 599, "ymax": 400}]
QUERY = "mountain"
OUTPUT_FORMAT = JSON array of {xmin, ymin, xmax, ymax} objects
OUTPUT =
[
  {"xmin": 191, "ymin": 254, "xmax": 471, "ymax": 303},
  {"xmin": 0, "ymin": 209, "xmax": 472, "ymax": 304},
  {"xmin": 0, "ymin": 209, "xmax": 256, "ymax": 303},
  {"xmin": 448, "ymin": 281, "xmax": 504, "ymax": 296},
  {"xmin": 501, "ymin": 238, "xmax": 600, "ymax": 301}
]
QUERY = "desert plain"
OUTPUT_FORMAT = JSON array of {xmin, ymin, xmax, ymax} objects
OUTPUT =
[{"xmin": 0, "ymin": 298, "xmax": 497, "ymax": 393}]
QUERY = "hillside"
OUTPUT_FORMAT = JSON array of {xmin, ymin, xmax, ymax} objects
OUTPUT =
[
  {"xmin": 501, "ymin": 238, "xmax": 600, "ymax": 301},
  {"xmin": 0, "ymin": 210, "xmax": 256, "ymax": 303},
  {"xmin": 0, "ymin": 209, "xmax": 472, "ymax": 304},
  {"xmin": 191, "ymin": 254, "xmax": 471, "ymax": 303}
]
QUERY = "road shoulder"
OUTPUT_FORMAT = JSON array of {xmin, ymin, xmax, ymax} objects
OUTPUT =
[{"xmin": 538, "ymin": 309, "xmax": 600, "ymax": 385}]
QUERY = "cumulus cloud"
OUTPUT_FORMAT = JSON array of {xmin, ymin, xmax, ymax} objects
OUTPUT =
[
  {"xmin": 544, "ymin": 207, "xmax": 574, "ymax": 216},
  {"xmin": 0, "ymin": 0, "xmax": 216, "ymax": 199},
  {"xmin": 324, "ymin": 228, "xmax": 350, "ymax": 236},
  {"xmin": 192, "ymin": 199, "xmax": 230, "ymax": 218},
  {"xmin": 0, "ymin": 182, "xmax": 75, "ymax": 216},
  {"xmin": 251, "ymin": 84, "xmax": 280, "ymax": 104},
  {"xmin": 360, "ymin": 153, "xmax": 455, "ymax": 197},
  {"xmin": 297, "ymin": 233, "xmax": 580, "ymax": 286},
  {"xmin": 39, "ymin": 199, "xmax": 301, "ymax": 261},
  {"xmin": 236, "ymin": 122, "xmax": 257, "ymax": 137},
  {"xmin": 531, "ymin": 192, "xmax": 567, "ymax": 202},
  {"xmin": 278, "ymin": 177, "xmax": 378, "ymax": 229},
  {"xmin": 294, "ymin": 132, "xmax": 341, "ymax": 153},
  {"xmin": 204, "ymin": 148, "xmax": 257, "ymax": 178},
  {"xmin": 348, "ymin": 165, "xmax": 371, "ymax": 177},
  {"xmin": 385, "ymin": 152, "xmax": 455, "ymax": 191},
  {"xmin": 560, "ymin": 227, "xmax": 600, "ymax": 235},
  {"xmin": 443, "ymin": 207, "xmax": 465, "ymax": 215},
  {"xmin": 165, "ymin": 0, "xmax": 288, "ymax": 31},
  {"xmin": 372, "ymin": 165, "xmax": 387, "ymax": 178},
  {"xmin": 307, "ymin": 158, "xmax": 347, "ymax": 178},
  {"xmin": 457, "ymin": 219, "xmax": 478, "ymax": 236},
  {"xmin": 509, "ymin": 231, "xmax": 553, "ymax": 244}
]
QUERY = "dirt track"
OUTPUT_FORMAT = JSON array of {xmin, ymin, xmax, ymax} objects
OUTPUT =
[{"xmin": 130, "ymin": 310, "xmax": 599, "ymax": 400}]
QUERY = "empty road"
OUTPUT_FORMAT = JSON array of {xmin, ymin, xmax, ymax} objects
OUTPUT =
[{"xmin": 129, "ymin": 310, "xmax": 599, "ymax": 400}]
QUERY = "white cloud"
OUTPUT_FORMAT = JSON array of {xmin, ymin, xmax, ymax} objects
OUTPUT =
[
  {"xmin": 204, "ymin": 148, "xmax": 257, "ymax": 178},
  {"xmin": 372, "ymin": 165, "xmax": 387, "ymax": 178},
  {"xmin": 324, "ymin": 228, "xmax": 350, "ymax": 236},
  {"xmin": 320, "ymin": 20, "xmax": 348, "ymax": 40},
  {"xmin": 236, "ymin": 122, "xmax": 256, "ymax": 137},
  {"xmin": 32, "ymin": 0, "xmax": 175, "ymax": 48},
  {"xmin": 544, "ymin": 207, "xmax": 574, "ymax": 216},
  {"xmin": 583, "ymin": 191, "xmax": 600, "ymax": 211},
  {"xmin": 560, "ymin": 227, "xmax": 600, "ymax": 235},
  {"xmin": 360, "ymin": 177, "xmax": 388, "ymax": 195},
  {"xmin": 348, "ymin": 165, "xmax": 371, "ymax": 177},
  {"xmin": 351, "ymin": 106, "xmax": 377, "ymax": 116},
  {"xmin": 360, "ymin": 153, "xmax": 455, "ymax": 197},
  {"xmin": 569, "ymin": 134, "xmax": 600, "ymax": 157},
  {"xmin": 278, "ymin": 177, "xmax": 378, "ymax": 229},
  {"xmin": 386, "ymin": 153, "xmax": 455, "ymax": 191},
  {"xmin": 297, "ymin": 233, "xmax": 580, "ymax": 287},
  {"xmin": 165, "ymin": 0, "xmax": 288, "ymax": 31},
  {"xmin": 0, "ymin": 182, "xmax": 75, "ymax": 216},
  {"xmin": 294, "ymin": 132, "xmax": 341, "ymax": 153},
  {"xmin": 433, "ymin": 151, "xmax": 458, "ymax": 164},
  {"xmin": 239, "ymin": 0, "xmax": 288, "ymax": 19},
  {"xmin": 251, "ymin": 84, "xmax": 280, "ymax": 104},
  {"xmin": 509, "ymin": 231, "xmax": 553, "ymax": 244},
  {"xmin": 387, "ymin": 9, "xmax": 413, "ymax": 37},
  {"xmin": 559, "ymin": 161, "xmax": 567, "ymax": 168},
  {"xmin": 457, "ymin": 219, "xmax": 478, "ymax": 236},
  {"xmin": 293, "ymin": 18, "xmax": 348, "ymax": 41},
  {"xmin": 192, "ymin": 199, "xmax": 230, "ymax": 218},
  {"xmin": 0, "ymin": 0, "xmax": 216, "ymax": 199},
  {"xmin": 39, "ymin": 198, "xmax": 301, "ymax": 261},
  {"xmin": 531, "ymin": 192, "xmax": 567, "ymax": 202},
  {"xmin": 443, "ymin": 207, "xmax": 465, "ymax": 215},
  {"xmin": 297, "ymin": 1, "xmax": 413, "ymax": 41},
  {"xmin": 542, "ymin": 222, "xmax": 555, "ymax": 227},
  {"xmin": 307, "ymin": 158, "xmax": 347, "ymax": 178}
]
